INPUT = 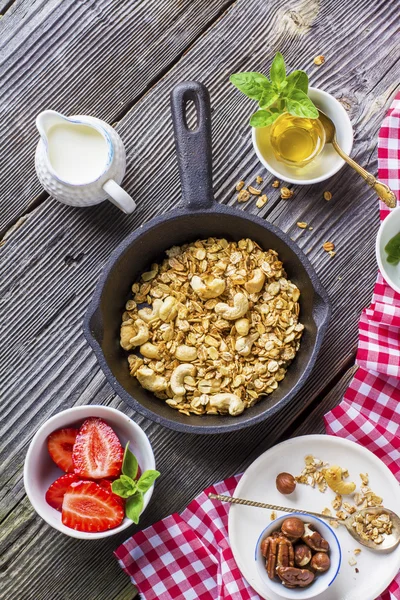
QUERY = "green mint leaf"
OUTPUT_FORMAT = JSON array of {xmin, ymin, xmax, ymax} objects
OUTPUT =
[
  {"xmin": 258, "ymin": 86, "xmax": 279, "ymax": 109},
  {"xmin": 112, "ymin": 474, "xmax": 137, "ymax": 498},
  {"xmin": 285, "ymin": 70, "xmax": 308, "ymax": 94},
  {"xmin": 285, "ymin": 89, "xmax": 319, "ymax": 118},
  {"xmin": 387, "ymin": 255, "xmax": 400, "ymax": 265},
  {"xmin": 126, "ymin": 491, "xmax": 144, "ymax": 524},
  {"xmin": 384, "ymin": 232, "xmax": 400, "ymax": 261},
  {"xmin": 230, "ymin": 72, "xmax": 271, "ymax": 101},
  {"xmin": 122, "ymin": 442, "xmax": 138, "ymax": 480},
  {"xmin": 137, "ymin": 470, "xmax": 160, "ymax": 494},
  {"xmin": 270, "ymin": 52, "xmax": 286, "ymax": 87},
  {"xmin": 249, "ymin": 109, "xmax": 280, "ymax": 128}
]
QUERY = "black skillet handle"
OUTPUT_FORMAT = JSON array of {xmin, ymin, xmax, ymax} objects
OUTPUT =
[{"xmin": 170, "ymin": 81, "xmax": 214, "ymax": 209}]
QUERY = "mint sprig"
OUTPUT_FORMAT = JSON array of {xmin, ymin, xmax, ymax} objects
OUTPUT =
[
  {"xmin": 112, "ymin": 442, "xmax": 160, "ymax": 524},
  {"xmin": 230, "ymin": 52, "xmax": 319, "ymax": 128}
]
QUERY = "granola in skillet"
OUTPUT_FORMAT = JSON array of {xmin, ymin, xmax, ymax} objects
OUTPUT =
[{"xmin": 120, "ymin": 238, "xmax": 304, "ymax": 416}]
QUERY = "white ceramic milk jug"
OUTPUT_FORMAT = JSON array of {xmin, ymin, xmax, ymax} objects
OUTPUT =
[{"xmin": 35, "ymin": 111, "xmax": 136, "ymax": 214}]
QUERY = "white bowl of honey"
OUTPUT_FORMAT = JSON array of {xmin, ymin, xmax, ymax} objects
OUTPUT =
[{"xmin": 252, "ymin": 87, "xmax": 353, "ymax": 184}]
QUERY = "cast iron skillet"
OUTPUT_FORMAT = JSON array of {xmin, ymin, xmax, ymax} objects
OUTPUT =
[{"xmin": 83, "ymin": 81, "xmax": 331, "ymax": 434}]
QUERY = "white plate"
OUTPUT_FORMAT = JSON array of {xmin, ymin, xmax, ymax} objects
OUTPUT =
[{"xmin": 229, "ymin": 435, "xmax": 400, "ymax": 600}]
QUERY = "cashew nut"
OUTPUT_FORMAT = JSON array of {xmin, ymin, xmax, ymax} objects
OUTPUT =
[
  {"xmin": 322, "ymin": 466, "xmax": 356, "ymax": 495},
  {"xmin": 138, "ymin": 299, "xmax": 163, "ymax": 323},
  {"xmin": 235, "ymin": 332, "xmax": 259, "ymax": 356},
  {"xmin": 136, "ymin": 367, "xmax": 167, "ymax": 392},
  {"xmin": 209, "ymin": 393, "xmax": 245, "ymax": 416},
  {"xmin": 129, "ymin": 319, "xmax": 150, "ymax": 347},
  {"xmin": 170, "ymin": 364, "xmax": 196, "ymax": 396},
  {"xmin": 140, "ymin": 342, "xmax": 161, "ymax": 359},
  {"xmin": 215, "ymin": 292, "xmax": 249, "ymax": 320},
  {"xmin": 175, "ymin": 345, "xmax": 197, "ymax": 362},
  {"xmin": 190, "ymin": 275, "xmax": 226, "ymax": 299},
  {"xmin": 120, "ymin": 320, "xmax": 136, "ymax": 351},
  {"xmin": 244, "ymin": 268, "xmax": 266, "ymax": 294},
  {"xmin": 234, "ymin": 317, "xmax": 250, "ymax": 336},
  {"xmin": 120, "ymin": 319, "xmax": 149, "ymax": 350},
  {"xmin": 159, "ymin": 296, "xmax": 178, "ymax": 322}
]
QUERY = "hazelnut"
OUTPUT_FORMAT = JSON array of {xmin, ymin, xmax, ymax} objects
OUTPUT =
[
  {"xmin": 281, "ymin": 517, "xmax": 305, "ymax": 542},
  {"xmin": 311, "ymin": 552, "xmax": 331, "ymax": 573},
  {"xmin": 294, "ymin": 544, "xmax": 312, "ymax": 567},
  {"xmin": 276, "ymin": 472, "xmax": 296, "ymax": 495}
]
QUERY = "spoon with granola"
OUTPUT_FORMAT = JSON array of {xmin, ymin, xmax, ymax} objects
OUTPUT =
[{"xmin": 209, "ymin": 493, "xmax": 400, "ymax": 553}]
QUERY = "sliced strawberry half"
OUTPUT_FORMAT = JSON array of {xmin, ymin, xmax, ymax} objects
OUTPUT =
[
  {"xmin": 61, "ymin": 480, "xmax": 124, "ymax": 532},
  {"xmin": 47, "ymin": 428, "xmax": 79, "ymax": 473},
  {"xmin": 45, "ymin": 473, "xmax": 80, "ymax": 511},
  {"xmin": 72, "ymin": 417, "xmax": 123, "ymax": 479},
  {"xmin": 98, "ymin": 479, "xmax": 125, "ymax": 508}
]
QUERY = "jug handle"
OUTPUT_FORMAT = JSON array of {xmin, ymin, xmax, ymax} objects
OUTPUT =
[{"xmin": 103, "ymin": 179, "xmax": 136, "ymax": 214}]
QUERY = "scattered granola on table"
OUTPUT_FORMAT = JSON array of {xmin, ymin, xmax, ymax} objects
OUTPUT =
[
  {"xmin": 256, "ymin": 195, "xmax": 268, "ymax": 209},
  {"xmin": 280, "ymin": 186, "xmax": 293, "ymax": 199},
  {"xmin": 248, "ymin": 185, "xmax": 262, "ymax": 196},
  {"xmin": 237, "ymin": 189, "xmax": 250, "ymax": 203},
  {"xmin": 120, "ymin": 238, "xmax": 304, "ymax": 417},
  {"xmin": 322, "ymin": 241, "xmax": 335, "ymax": 252},
  {"xmin": 314, "ymin": 55, "xmax": 325, "ymax": 66}
]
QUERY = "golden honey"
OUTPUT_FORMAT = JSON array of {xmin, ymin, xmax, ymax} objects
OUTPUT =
[{"xmin": 259, "ymin": 113, "xmax": 325, "ymax": 167}]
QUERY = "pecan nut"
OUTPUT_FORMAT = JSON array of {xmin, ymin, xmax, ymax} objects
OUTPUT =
[
  {"xmin": 277, "ymin": 566, "xmax": 315, "ymax": 587},
  {"xmin": 262, "ymin": 535, "xmax": 294, "ymax": 580},
  {"xmin": 302, "ymin": 523, "xmax": 330, "ymax": 552}
]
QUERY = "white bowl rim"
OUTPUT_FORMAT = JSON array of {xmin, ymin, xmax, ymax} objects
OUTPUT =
[
  {"xmin": 255, "ymin": 512, "xmax": 342, "ymax": 599},
  {"xmin": 252, "ymin": 86, "xmax": 354, "ymax": 185},
  {"xmin": 376, "ymin": 205, "xmax": 400, "ymax": 294},
  {"xmin": 24, "ymin": 404, "xmax": 156, "ymax": 540}
]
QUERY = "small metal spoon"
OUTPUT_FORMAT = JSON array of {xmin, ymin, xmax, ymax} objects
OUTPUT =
[
  {"xmin": 209, "ymin": 493, "xmax": 400, "ymax": 553},
  {"xmin": 317, "ymin": 110, "xmax": 397, "ymax": 209}
]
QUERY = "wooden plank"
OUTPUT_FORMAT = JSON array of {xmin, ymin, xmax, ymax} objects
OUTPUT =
[
  {"xmin": 1, "ymin": 0, "xmax": 399, "ymax": 597},
  {"xmin": 0, "ymin": 0, "xmax": 235, "ymax": 233},
  {"xmin": 290, "ymin": 365, "xmax": 358, "ymax": 437}
]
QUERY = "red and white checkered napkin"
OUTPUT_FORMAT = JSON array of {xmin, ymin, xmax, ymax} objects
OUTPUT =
[
  {"xmin": 115, "ymin": 93, "xmax": 400, "ymax": 599},
  {"xmin": 324, "ymin": 90, "xmax": 400, "ymax": 600},
  {"xmin": 115, "ymin": 475, "xmax": 260, "ymax": 600}
]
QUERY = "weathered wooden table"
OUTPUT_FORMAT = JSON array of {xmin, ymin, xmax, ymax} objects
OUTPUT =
[{"xmin": 1, "ymin": 0, "xmax": 398, "ymax": 598}]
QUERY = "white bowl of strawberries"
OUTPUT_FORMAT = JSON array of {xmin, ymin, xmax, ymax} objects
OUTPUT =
[{"xmin": 24, "ymin": 405, "xmax": 158, "ymax": 539}]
